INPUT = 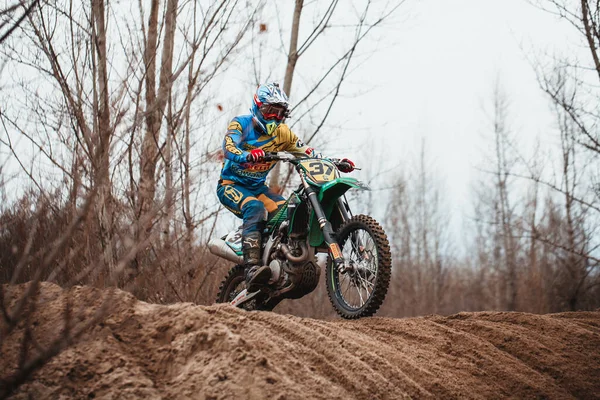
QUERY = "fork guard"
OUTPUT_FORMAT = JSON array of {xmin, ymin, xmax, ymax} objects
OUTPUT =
[{"xmin": 308, "ymin": 177, "xmax": 370, "ymax": 248}]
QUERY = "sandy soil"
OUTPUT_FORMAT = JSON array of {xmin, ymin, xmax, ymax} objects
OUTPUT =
[{"xmin": 1, "ymin": 282, "xmax": 599, "ymax": 399}]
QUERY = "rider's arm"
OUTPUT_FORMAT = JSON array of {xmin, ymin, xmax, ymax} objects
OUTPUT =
[
  {"xmin": 279, "ymin": 124, "xmax": 355, "ymax": 172},
  {"xmin": 279, "ymin": 124, "xmax": 320, "ymax": 158},
  {"xmin": 223, "ymin": 120, "xmax": 250, "ymax": 163}
]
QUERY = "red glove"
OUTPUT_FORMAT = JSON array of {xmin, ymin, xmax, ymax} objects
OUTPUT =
[
  {"xmin": 246, "ymin": 148, "xmax": 265, "ymax": 162},
  {"xmin": 338, "ymin": 158, "xmax": 355, "ymax": 173}
]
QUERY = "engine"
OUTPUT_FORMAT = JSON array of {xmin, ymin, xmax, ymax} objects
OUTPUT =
[{"xmin": 264, "ymin": 227, "xmax": 321, "ymax": 300}]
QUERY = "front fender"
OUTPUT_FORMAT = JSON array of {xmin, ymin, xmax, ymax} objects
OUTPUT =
[
  {"xmin": 308, "ymin": 177, "xmax": 370, "ymax": 247},
  {"xmin": 317, "ymin": 177, "xmax": 370, "ymax": 201}
]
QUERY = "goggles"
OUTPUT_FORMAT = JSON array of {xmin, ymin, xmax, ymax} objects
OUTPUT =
[{"xmin": 259, "ymin": 104, "xmax": 289, "ymax": 121}]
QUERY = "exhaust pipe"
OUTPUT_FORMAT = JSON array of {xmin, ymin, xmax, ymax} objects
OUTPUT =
[
  {"xmin": 208, "ymin": 238, "xmax": 243, "ymax": 264},
  {"xmin": 280, "ymin": 241, "xmax": 309, "ymax": 263}
]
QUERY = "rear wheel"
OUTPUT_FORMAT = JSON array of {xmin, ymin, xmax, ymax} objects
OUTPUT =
[
  {"xmin": 215, "ymin": 265, "xmax": 248, "ymax": 304},
  {"xmin": 326, "ymin": 215, "xmax": 391, "ymax": 319},
  {"xmin": 215, "ymin": 265, "xmax": 280, "ymax": 311}
]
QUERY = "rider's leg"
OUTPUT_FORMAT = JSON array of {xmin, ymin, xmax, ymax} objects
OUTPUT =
[
  {"xmin": 240, "ymin": 200, "xmax": 271, "ymax": 290},
  {"xmin": 216, "ymin": 182, "xmax": 271, "ymax": 291},
  {"xmin": 254, "ymin": 185, "xmax": 286, "ymax": 219},
  {"xmin": 241, "ymin": 186, "xmax": 287, "ymax": 290}
]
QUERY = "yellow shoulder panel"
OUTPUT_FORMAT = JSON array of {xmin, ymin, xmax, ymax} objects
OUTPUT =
[
  {"xmin": 276, "ymin": 124, "xmax": 293, "ymax": 144},
  {"xmin": 228, "ymin": 121, "xmax": 242, "ymax": 132}
]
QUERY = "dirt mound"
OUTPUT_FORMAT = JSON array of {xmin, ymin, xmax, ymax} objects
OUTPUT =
[{"xmin": 1, "ymin": 283, "xmax": 599, "ymax": 399}]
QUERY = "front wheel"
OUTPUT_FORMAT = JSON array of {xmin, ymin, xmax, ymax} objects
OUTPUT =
[{"xmin": 326, "ymin": 215, "xmax": 392, "ymax": 319}]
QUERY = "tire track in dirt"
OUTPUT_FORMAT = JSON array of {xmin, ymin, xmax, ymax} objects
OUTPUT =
[
  {"xmin": 339, "ymin": 317, "xmax": 567, "ymax": 399},
  {"xmin": 430, "ymin": 312, "xmax": 600, "ymax": 398},
  {"xmin": 2, "ymin": 283, "xmax": 599, "ymax": 400},
  {"xmin": 297, "ymin": 318, "xmax": 437, "ymax": 398},
  {"xmin": 232, "ymin": 307, "xmax": 426, "ymax": 399}
]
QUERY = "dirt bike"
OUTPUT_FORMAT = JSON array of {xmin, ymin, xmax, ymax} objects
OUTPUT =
[{"xmin": 209, "ymin": 152, "xmax": 392, "ymax": 319}]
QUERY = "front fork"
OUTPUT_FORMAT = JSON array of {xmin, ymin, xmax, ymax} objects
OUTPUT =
[
  {"xmin": 298, "ymin": 170, "xmax": 346, "ymax": 270},
  {"xmin": 337, "ymin": 196, "xmax": 366, "ymax": 261}
]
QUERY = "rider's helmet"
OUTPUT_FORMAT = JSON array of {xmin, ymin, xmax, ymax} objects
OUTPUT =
[{"xmin": 251, "ymin": 82, "xmax": 290, "ymax": 136}]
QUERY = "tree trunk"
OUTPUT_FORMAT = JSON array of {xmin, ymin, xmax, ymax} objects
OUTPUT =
[
  {"xmin": 138, "ymin": 0, "xmax": 160, "ymax": 238},
  {"xmin": 160, "ymin": 0, "xmax": 178, "ymax": 246},
  {"xmin": 139, "ymin": 0, "xmax": 178, "ymax": 240},
  {"xmin": 270, "ymin": 0, "xmax": 303, "ymax": 194},
  {"xmin": 283, "ymin": 0, "xmax": 303, "ymax": 96},
  {"xmin": 92, "ymin": 0, "xmax": 115, "ymax": 274}
]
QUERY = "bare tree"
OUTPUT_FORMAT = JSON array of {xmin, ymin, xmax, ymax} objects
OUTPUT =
[
  {"xmin": 0, "ymin": 0, "xmax": 261, "ymax": 285},
  {"xmin": 492, "ymin": 81, "xmax": 519, "ymax": 311},
  {"xmin": 472, "ymin": 79, "xmax": 521, "ymax": 311},
  {"xmin": 264, "ymin": 0, "xmax": 407, "ymax": 193},
  {"xmin": 527, "ymin": 0, "xmax": 600, "ymax": 309},
  {"xmin": 382, "ymin": 140, "xmax": 452, "ymax": 316},
  {"xmin": 137, "ymin": 0, "xmax": 178, "ymax": 241},
  {"xmin": 528, "ymin": 70, "xmax": 598, "ymax": 310}
]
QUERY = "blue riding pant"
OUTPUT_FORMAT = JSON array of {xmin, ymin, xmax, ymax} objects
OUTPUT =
[{"xmin": 217, "ymin": 181, "xmax": 285, "ymax": 236}]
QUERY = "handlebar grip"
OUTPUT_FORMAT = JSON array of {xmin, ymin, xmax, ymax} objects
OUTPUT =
[
  {"xmin": 262, "ymin": 152, "xmax": 276, "ymax": 162},
  {"xmin": 263, "ymin": 151, "xmax": 286, "ymax": 162}
]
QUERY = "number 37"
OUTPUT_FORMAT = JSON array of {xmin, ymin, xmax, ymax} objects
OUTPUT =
[{"xmin": 308, "ymin": 161, "xmax": 333, "ymax": 176}]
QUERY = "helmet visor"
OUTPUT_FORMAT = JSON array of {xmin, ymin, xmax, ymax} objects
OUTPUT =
[{"xmin": 259, "ymin": 104, "xmax": 289, "ymax": 121}]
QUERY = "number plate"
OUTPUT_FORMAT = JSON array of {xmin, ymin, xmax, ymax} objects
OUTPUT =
[{"xmin": 299, "ymin": 159, "xmax": 337, "ymax": 184}]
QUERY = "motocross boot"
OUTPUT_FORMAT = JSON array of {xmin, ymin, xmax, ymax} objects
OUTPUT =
[{"xmin": 243, "ymin": 231, "xmax": 271, "ymax": 292}]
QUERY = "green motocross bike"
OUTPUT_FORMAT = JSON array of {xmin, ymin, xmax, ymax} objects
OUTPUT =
[{"xmin": 210, "ymin": 152, "xmax": 391, "ymax": 319}]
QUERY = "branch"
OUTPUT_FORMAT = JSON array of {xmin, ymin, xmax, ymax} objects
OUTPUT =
[
  {"xmin": 507, "ymin": 171, "xmax": 600, "ymax": 214},
  {"xmin": 297, "ymin": 0, "xmax": 338, "ymax": 57},
  {"xmin": 581, "ymin": 0, "xmax": 600, "ymax": 82},
  {"xmin": 0, "ymin": 0, "xmax": 40, "ymax": 45},
  {"xmin": 518, "ymin": 229, "xmax": 600, "ymax": 265}
]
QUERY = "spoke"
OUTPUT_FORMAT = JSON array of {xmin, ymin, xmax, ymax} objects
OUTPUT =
[
  {"xmin": 336, "ymin": 228, "xmax": 381, "ymax": 309},
  {"xmin": 358, "ymin": 275, "xmax": 373, "ymax": 300},
  {"xmin": 359, "ymin": 274, "xmax": 375, "ymax": 289},
  {"xmin": 359, "ymin": 230, "xmax": 369, "ymax": 251},
  {"xmin": 350, "ymin": 232, "xmax": 362, "ymax": 255},
  {"xmin": 340, "ymin": 270, "xmax": 351, "ymax": 286},
  {"xmin": 355, "ymin": 267, "xmax": 373, "ymax": 303},
  {"xmin": 341, "ymin": 274, "xmax": 351, "ymax": 299},
  {"xmin": 341, "ymin": 270, "xmax": 358, "ymax": 308},
  {"xmin": 348, "ymin": 239, "xmax": 362, "ymax": 261},
  {"xmin": 354, "ymin": 231, "xmax": 372, "ymax": 262},
  {"xmin": 365, "ymin": 234, "xmax": 375, "ymax": 252},
  {"xmin": 365, "ymin": 255, "xmax": 377, "ymax": 274},
  {"xmin": 356, "ymin": 281, "xmax": 365, "ymax": 306}
]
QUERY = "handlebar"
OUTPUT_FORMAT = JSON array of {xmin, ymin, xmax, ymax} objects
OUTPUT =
[
  {"xmin": 261, "ymin": 152, "xmax": 297, "ymax": 163},
  {"xmin": 259, "ymin": 152, "xmax": 360, "ymax": 171}
]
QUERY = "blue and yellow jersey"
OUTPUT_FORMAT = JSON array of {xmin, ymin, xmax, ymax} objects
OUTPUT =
[{"xmin": 220, "ymin": 115, "xmax": 318, "ymax": 189}]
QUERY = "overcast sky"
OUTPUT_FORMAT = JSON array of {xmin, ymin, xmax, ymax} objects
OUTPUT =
[
  {"xmin": 205, "ymin": 0, "xmax": 584, "ymax": 240},
  {"xmin": 301, "ymin": 0, "xmax": 582, "ymax": 236},
  {"xmin": 0, "ymin": 0, "xmax": 584, "ymax": 245}
]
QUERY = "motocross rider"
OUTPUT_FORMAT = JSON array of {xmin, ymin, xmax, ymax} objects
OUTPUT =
[{"xmin": 217, "ymin": 82, "xmax": 355, "ymax": 291}]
